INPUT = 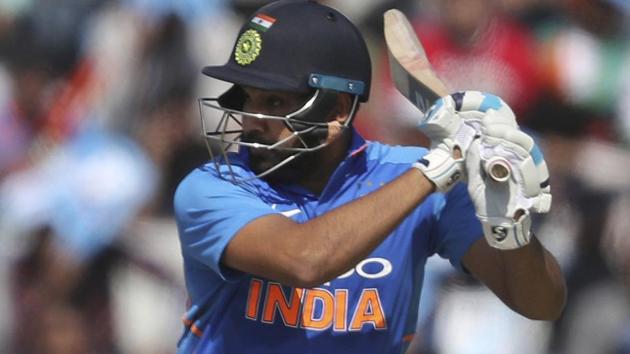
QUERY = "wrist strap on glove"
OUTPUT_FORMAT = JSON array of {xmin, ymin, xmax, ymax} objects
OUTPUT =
[
  {"xmin": 478, "ymin": 211, "xmax": 532, "ymax": 250},
  {"xmin": 412, "ymin": 149, "xmax": 462, "ymax": 193}
]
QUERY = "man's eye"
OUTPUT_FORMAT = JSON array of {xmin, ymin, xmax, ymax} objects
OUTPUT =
[{"xmin": 267, "ymin": 97, "xmax": 283, "ymax": 108}]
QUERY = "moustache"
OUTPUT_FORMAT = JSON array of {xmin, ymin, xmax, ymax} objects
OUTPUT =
[{"xmin": 241, "ymin": 132, "xmax": 276, "ymax": 147}]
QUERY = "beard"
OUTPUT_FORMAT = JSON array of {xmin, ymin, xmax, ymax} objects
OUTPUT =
[{"xmin": 242, "ymin": 130, "xmax": 325, "ymax": 184}]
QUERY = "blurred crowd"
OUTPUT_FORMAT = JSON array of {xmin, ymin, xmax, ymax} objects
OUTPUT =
[{"xmin": 0, "ymin": 0, "xmax": 629, "ymax": 353}]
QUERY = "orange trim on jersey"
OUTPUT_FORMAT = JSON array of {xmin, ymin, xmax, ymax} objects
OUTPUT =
[
  {"xmin": 191, "ymin": 324, "xmax": 204, "ymax": 337},
  {"xmin": 403, "ymin": 333, "xmax": 415, "ymax": 342},
  {"xmin": 182, "ymin": 316, "xmax": 204, "ymax": 337},
  {"xmin": 349, "ymin": 144, "xmax": 368, "ymax": 157}
]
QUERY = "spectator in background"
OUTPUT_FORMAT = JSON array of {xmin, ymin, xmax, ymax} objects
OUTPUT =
[
  {"xmin": 0, "ymin": 0, "xmax": 112, "ymax": 180},
  {"xmin": 0, "ymin": 21, "xmax": 66, "ymax": 179},
  {"xmin": 0, "ymin": 0, "xmax": 246, "ymax": 351},
  {"xmin": 531, "ymin": 0, "xmax": 630, "ymax": 141},
  {"xmin": 497, "ymin": 0, "xmax": 561, "ymax": 30},
  {"xmin": 0, "ymin": 3, "xmax": 207, "ymax": 353},
  {"xmin": 82, "ymin": 0, "xmax": 237, "ymax": 215},
  {"xmin": 528, "ymin": 2, "xmax": 630, "ymax": 353},
  {"xmin": 414, "ymin": 0, "xmax": 543, "ymax": 117},
  {"xmin": 370, "ymin": 0, "xmax": 543, "ymax": 146},
  {"xmin": 125, "ymin": 13, "xmax": 207, "ymax": 215},
  {"xmin": 2, "ymin": 128, "xmax": 157, "ymax": 354}
]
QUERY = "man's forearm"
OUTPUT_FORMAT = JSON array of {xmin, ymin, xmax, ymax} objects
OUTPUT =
[
  {"xmin": 501, "ymin": 236, "xmax": 567, "ymax": 320},
  {"xmin": 297, "ymin": 168, "xmax": 435, "ymax": 286},
  {"xmin": 224, "ymin": 168, "xmax": 436, "ymax": 288}
]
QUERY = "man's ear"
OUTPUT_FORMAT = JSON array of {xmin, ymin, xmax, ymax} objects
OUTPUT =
[{"xmin": 332, "ymin": 93, "xmax": 353, "ymax": 123}]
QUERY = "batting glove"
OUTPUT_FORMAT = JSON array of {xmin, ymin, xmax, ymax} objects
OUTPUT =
[
  {"xmin": 412, "ymin": 147, "xmax": 462, "ymax": 193},
  {"xmin": 447, "ymin": 91, "xmax": 551, "ymax": 211},
  {"xmin": 413, "ymin": 95, "xmax": 472, "ymax": 192},
  {"xmin": 450, "ymin": 91, "xmax": 519, "ymax": 130},
  {"xmin": 466, "ymin": 125, "xmax": 552, "ymax": 250},
  {"xmin": 414, "ymin": 91, "xmax": 519, "ymax": 191}
]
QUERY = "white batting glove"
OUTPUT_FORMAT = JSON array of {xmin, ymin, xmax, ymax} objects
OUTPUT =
[
  {"xmin": 444, "ymin": 91, "xmax": 551, "ymax": 211},
  {"xmin": 414, "ymin": 92, "xmax": 520, "ymax": 192},
  {"xmin": 467, "ymin": 125, "xmax": 552, "ymax": 250},
  {"xmin": 419, "ymin": 91, "xmax": 520, "ymax": 152},
  {"xmin": 412, "ymin": 148, "xmax": 462, "ymax": 193},
  {"xmin": 413, "ymin": 95, "xmax": 473, "ymax": 192},
  {"xmin": 451, "ymin": 91, "xmax": 519, "ymax": 130}
]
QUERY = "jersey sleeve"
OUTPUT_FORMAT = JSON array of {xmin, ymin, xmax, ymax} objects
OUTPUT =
[
  {"xmin": 430, "ymin": 183, "xmax": 483, "ymax": 272},
  {"xmin": 174, "ymin": 168, "xmax": 279, "ymax": 281}
]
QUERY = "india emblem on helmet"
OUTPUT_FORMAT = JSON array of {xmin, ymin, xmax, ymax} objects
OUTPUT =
[{"xmin": 235, "ymin": 29, "xmax": 262, "ymax": 66}]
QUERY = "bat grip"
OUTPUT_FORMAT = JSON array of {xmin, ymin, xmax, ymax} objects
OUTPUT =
[{"xmin": 485, "ymin": 157, "xmax": 511, "ymax": 182}]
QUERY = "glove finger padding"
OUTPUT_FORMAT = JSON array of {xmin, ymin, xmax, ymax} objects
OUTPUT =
[
  {"xmin": 466, "ymin": 125, "xmax": 552, "ymax": 249},
  {"xmin": 481, "ymin": 127, "xmax": 540, "ymax": 196},
  {"xmin": 417, "ymin": 91, "xmax": 519, "ymax": 172},
  {"xmin": 415, "ymin": 96, "xmax": 472, "ymax": 190},
  {"xmin": 481, "ymin": 125, "xmax": 552, "ymax": 213},
  {"xmin": 452, "ymin": 91, "xmax": 519, "ymax": 129},
  {"xmin": 467, "ymin": 138, "xmax": 526, "ymax": 217},
  {"xmin": 418, "ymin": 95, "xmax": 477, "ymax": 156}
]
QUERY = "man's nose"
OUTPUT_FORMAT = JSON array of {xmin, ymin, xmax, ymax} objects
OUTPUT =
[{"xmin": 242, "ymin": 114, "xmax": 268, "ymax": 135}]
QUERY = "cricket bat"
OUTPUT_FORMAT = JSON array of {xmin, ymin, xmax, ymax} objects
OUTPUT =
[{"xmin": 383, "ymin": 9, "xmax": 509, "ymax": 182}]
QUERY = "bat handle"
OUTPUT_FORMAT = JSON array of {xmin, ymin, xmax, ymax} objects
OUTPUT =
[{"xmin": 485, "ymin": 157, "xmax": 511, "ymax": 182}]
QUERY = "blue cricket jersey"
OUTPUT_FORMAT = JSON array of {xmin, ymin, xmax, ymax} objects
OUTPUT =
[{"xmin": 174, "ymin": 130, "xmax": 483, "ymax": 354}]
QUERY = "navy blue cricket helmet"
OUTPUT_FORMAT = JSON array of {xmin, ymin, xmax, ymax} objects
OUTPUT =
[{"xmin": 202, "ymin": 0, "xmax": 372, "ymax": 102}]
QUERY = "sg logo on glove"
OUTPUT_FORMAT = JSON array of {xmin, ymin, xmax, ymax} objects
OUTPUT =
[
  {"xmin": 491, "ymin": 226, "xmax": 509, "ymax": 242},
  {"xmin": 446, "ymin": 170, "xmax": 462, "ymax": 188}
]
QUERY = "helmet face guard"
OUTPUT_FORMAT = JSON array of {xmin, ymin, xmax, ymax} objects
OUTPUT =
[{"xmin": 199, "ymin": 87, "xmax": 360, "ymax": 183}]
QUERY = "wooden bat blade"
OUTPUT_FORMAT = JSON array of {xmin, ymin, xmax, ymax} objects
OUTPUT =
[{"xmin": 383, "ymin": 9, "xmax": 448, "ymax": 113}]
